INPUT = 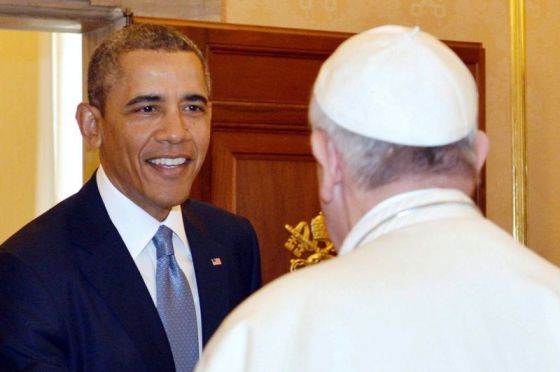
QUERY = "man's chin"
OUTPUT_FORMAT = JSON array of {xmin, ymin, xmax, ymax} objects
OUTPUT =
[{"xmin": 157, "ymin": 191, "xmax": 192, "ymax": 208}]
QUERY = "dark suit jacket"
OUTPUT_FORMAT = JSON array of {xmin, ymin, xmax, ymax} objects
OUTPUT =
[{"xmin": 0, "ymin": 176, "xmax": 261, "ymax": 372}]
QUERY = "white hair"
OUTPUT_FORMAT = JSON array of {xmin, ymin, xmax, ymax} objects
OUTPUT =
[{"xmin": 308, "ymin": 97, "xmax": 478, "ymax": 190}]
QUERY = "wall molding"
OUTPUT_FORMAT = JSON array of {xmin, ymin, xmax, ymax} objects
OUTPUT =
[{"xmin": 510, "ymin": 0, "xmax": 528, "ymax": 244}]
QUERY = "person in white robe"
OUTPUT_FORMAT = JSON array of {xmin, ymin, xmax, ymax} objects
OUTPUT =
[{"xmin": 195, "ymin": 25, "xmax": 560, "ymax": 372}]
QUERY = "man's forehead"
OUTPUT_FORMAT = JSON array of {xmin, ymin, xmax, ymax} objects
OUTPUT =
[
  {"xmin": 98, "ymin": 49, "xmax": 207, "ymax": 105},
  {"xmin": 119, "ymin": 49, "xmax": 198, "ymax": 62},
  {"xmin": 112, "ymin": 50, "xmax": 204, "ymax": 79}
]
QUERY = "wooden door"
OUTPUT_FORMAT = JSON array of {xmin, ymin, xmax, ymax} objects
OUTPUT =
[{"xmin": 133, "ymin": 17, "xmax": 485, "ymax": 284}]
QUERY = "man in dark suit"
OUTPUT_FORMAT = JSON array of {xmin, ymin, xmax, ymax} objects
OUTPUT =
[{"xmin": 0, "ymin": 24, "xmax": 261, "ymax": 372}]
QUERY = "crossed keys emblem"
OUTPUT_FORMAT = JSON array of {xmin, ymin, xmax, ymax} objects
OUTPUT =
[{"xmin": 284, "ymin": 212, "xmax": 336, "ymax": 271}]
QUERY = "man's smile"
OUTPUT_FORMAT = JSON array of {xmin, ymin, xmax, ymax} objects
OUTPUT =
[{"xmin": 147, "ymin": 157, "xmax": 189, "ymax": 167}]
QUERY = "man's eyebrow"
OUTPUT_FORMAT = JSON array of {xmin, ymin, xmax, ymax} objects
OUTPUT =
[
  {"xmin": 125, "ymin": 94, "xmax": 209, "ymax": 107},
  {"xmin": 125, "ymin": 95, "xmax": 162, "ymax": 107},
  {"xmin": 184, "ymin": 94, "xmax": 208, "ymax": 105}
]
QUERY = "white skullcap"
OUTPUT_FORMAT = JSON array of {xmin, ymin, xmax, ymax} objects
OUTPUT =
[{"xmin": 313, "ymin": 25, "xmax": 478, "ymax": 146}]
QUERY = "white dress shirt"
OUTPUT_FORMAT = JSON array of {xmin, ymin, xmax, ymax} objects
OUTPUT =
[{"xmin": 96, "ymin": 166, "xmax": 202, "ymax": 353}]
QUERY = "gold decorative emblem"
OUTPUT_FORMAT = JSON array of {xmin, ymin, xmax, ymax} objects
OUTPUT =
[{"xmin": 284, "ymin": 212, "xmax": 336, "ymax": 271}]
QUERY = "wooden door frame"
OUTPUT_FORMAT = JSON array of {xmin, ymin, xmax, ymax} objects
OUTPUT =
[{"xmin": 0, "ymin": 4, "xmax": 127, "ymax": 182}]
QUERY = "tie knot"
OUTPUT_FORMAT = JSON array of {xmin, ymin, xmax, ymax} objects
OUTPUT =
[{"xmin": 153, "ymin": 225, "xmax": 174, "ymax": 258}]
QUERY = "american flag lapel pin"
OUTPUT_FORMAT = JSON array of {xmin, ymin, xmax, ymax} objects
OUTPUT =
[{"xmin": 211, "ymin": 257, "xmax": 222, "ymax": 266}]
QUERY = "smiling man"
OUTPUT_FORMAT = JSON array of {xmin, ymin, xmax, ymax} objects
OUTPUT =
[{"xmin": 0, "ymin": 24, "xmax": 261, "ymax": 372}]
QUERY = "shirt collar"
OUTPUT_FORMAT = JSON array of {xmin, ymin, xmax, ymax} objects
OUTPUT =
[
  {"xmin": 96, "ymin": 166, "xmax": 188, "ymax": 259},
  {"xmin": 338, "ymin": 188, "xmax": 478, "ymax": 256}
]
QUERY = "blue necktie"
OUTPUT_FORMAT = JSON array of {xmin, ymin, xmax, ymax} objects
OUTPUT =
[{"xmin": 153, "ymin": 225, "xmax": 199, "ymax": 372}]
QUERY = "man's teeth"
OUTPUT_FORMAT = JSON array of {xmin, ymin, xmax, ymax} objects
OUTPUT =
[{"xmin": 149, "ymin": 158, "xmax": 187, "ymax": 166}]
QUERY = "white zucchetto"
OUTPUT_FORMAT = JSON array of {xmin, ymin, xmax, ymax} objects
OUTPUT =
[{"xmin": 313, "ymin": 25, "xmax": 478, "ymax": 146}]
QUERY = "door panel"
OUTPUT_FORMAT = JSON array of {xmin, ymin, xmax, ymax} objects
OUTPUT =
[{"xmin": 211, "ymin": 130, "xmax": 319, "ymax": 284}]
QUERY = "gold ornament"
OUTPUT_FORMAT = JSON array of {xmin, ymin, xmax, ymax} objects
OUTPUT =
[{"xmin": 284, "ymin": 212, "xmax": 336, "ymax": 271}]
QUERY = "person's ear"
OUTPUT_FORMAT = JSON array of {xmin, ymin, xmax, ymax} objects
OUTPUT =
[
  {"xmin": 473, "ymin": 130, "xmax": 489, "ymax": 172},
  {"xmin": 311, "ymin": 129, "xmax": 343, "ymax": 203},
  {"xmin": 76, "ymin": 103, "xmax": 103, "ymax": 150}
]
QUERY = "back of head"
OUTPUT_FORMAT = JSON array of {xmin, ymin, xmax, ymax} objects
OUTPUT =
[
  {"xmin": 87, "ymin": 23, "xmax": 211, "ymax": 115},
  {"xmin": 309, "ymin": 25, "xmax": 480, "ymax": 189}
]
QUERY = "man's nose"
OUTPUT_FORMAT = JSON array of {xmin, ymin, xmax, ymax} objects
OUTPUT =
[{"xmin": 155, "ymin": 108, "xmax": 191, "ymax": 143}]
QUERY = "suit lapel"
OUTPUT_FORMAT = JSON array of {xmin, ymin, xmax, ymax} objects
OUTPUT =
[
  {"xmin": 69, "ymin": 177, "xmax": 175, "ymax": 371},
  {"xmin": 182, "ymin": 202, "xmax": 229, "ymax": 345}
]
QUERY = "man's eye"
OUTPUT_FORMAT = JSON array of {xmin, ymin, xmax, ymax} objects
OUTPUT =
[
  {"xmin": 138, "ymin": 105, "xmax": 157, "ymax": 113},
  {"xmin": 185, "ymin": 104, "xmax": 205, "ymax": 113}
]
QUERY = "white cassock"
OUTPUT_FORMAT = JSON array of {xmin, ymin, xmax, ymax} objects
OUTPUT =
[{"xmin": 196, "ymin": 188, "xmax": 560, "ymax": 372}]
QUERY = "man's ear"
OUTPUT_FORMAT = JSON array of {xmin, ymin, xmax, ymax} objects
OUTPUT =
[
  {"xmin": 311, "ymin": 129, "xmax": 343, "ymax": 203},
  {"xmin": 76, "ymin": 103, "xmax": 103, "ymax": 150},
  {"xmin": 473, "ymin": 130, "xmax": 489, "ymax": 172}
]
